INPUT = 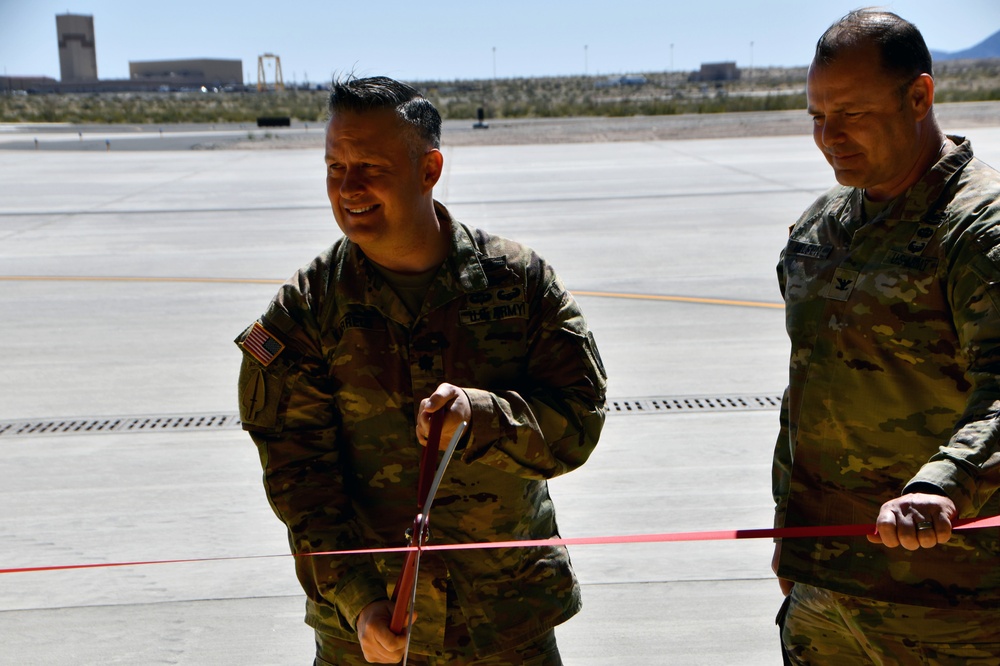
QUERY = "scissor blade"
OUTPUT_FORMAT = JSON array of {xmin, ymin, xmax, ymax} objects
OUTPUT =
[
  {"xmin": 398, "ymin": 419, "xmax": 467, "ymax": 665},
  {"xmin": 423, "ymin": 421, "xmax": 466, "ymax": 517}
]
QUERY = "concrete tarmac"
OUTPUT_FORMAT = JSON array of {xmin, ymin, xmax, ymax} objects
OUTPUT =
[{"xmin": 2, "ymin": 114, "xmax": 999, "ymax": 665}]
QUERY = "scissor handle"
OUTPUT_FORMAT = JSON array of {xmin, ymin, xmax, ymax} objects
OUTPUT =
[
  {"xmin": 417, "ymin": 411, "xmax": 445, "ymax": 510},
  {"xmin": 390, "ymin": 513, "xmax": 427, "ymax": 634}
]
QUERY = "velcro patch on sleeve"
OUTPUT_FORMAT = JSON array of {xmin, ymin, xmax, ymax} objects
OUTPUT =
[{"xmin": 240, "ymin": 321, "xmax": 286, "ymax": 367}]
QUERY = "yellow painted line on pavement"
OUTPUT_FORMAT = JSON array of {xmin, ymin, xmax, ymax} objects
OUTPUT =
[
  {"xmin": 0, "ymin": 276, "xmax": 784, "ymax": 309},
  {"xmin": 573, "ymin": 290, "xmax": 784, "ymax": 310}
]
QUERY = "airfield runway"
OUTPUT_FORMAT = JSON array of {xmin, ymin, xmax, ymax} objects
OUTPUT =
[{"xmin": 2, "ymin": 104, "xmax": 999, "ymax": 665}]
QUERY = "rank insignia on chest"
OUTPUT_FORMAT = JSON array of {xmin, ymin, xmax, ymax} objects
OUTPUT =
[
  {"xmin": 240, "ymin": 321, "xmax": 286, "ymax": 367},
  {"xmin": 824, "ymin": 267, "xmax": 859, "ymax": 302}
]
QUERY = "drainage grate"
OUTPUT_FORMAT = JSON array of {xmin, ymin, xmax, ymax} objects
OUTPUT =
[
  {"xmin": 611, "ymin": 394, "xmax": 781, "ymax": 414},
  {"xmin": 0, "ymin": 413, "xmax": 243, "ymax": 438},
  {"xmin": 0, "ymin": 394, "xmax": 782, "ymax": 438}
]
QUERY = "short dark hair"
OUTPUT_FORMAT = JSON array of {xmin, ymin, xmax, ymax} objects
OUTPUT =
[
  {"xmin": 327, "ymin": 76, "xmax": 441, "ymax": 151},
  {"xmin": 815, "ymin": 8, "xmax": 933, "ymax": 82}
]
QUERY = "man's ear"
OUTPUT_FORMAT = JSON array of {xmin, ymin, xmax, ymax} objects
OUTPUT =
[
  {"xmin": 421, "ymin": 149, "xmax": 444, "ymax": 192},
  {"xmin": 909, "ymin": 73, "xmax": 934, "ymax": 122}
]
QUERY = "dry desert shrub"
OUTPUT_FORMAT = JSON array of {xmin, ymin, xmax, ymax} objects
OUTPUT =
[{"xmin": 2, "ymin": 61, "xmax": 997, "ymax": 124}]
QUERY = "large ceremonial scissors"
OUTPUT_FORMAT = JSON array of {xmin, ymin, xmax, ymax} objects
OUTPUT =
[{"xmin": 389, "ymin": 412, "xmax": 467, "ymax": 664}]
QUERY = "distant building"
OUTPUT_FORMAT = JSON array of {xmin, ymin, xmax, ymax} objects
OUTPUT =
[
  {"xmin": 5, "ymin": 14, "xmax": 247, "ymax": 93},
  {"xmin": 56, "ymin": 13, "xmax": 98, "ymax": 82},
  {"xmin": 595, "ymin": 74, "xmax": 648, "ymax": 88},
  {"xmin": 129, "ymin": 59, "xmax": 243, "ymax": 88},
  {"xmin": 689, "ymin": 62, "xmax": 740, "ymax": 82},
  {"xmin": 1, "ymin": 75, "xmax": 59, "ymax": 93}
]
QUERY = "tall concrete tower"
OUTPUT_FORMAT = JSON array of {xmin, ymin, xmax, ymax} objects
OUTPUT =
[{"xmin": 56, "ymin": 14, "xmax": 98, "ymax": 82}]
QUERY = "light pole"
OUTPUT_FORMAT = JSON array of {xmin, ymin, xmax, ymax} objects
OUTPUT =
[
  {"xmin": 492, "ymin": 46, "xmax": 496, "ymax": 80},
  {"xmin": 584, "ymin": 45, "xmax": 588, "ymax": 75}
]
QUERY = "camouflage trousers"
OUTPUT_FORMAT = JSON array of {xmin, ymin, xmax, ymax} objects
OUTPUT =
[
  {"xmin": 780, "ymin": 583, "xmax": 1000, "ymax": 665},
  {"xmin": 313, "ymin": 629, "xmax": 561, "ymax": 666}
]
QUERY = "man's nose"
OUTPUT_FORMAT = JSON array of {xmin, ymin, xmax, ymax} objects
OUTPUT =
[
  {"xmin": 340, "ymin": 167, "xmax": 365, "ymax": 196},
  {"xmin": 818, "ymin": 117, "xmax": 844, "ymax": 147}
]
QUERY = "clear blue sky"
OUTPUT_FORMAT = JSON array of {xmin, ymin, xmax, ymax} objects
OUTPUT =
[{"xmin": 1, "ymin": 0, "xmax": 998, "ymax": 84}]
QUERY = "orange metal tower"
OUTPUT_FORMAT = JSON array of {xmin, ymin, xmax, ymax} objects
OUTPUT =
[{"xmin": 256, "ymin": 54, "xmax": 284, "ymax": 92}]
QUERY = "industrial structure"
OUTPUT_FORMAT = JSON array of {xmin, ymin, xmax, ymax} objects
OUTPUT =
[
  {"xmin": 0, "ymin": 13, "xmax": 245, "ymax": 92},
  {"xmin": 56, "ymin": 13, "xmax": 98, "ymax": 82},
  {"xmin": 689, "ymin": 62, "xmax": 741, "ymax": 82},
  {"xmin": 129, "ymin": 59, "xmax": 243, "ymax": 89},
  {"xmin": 256, "ymin": 54, "xmax": 285, "ymax": 92}
]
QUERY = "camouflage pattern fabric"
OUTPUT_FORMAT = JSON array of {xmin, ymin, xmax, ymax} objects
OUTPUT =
[
  {"xmin": 315, "ymin": 629, "xmax": 561, "ymax": 665},
  {"xmin": 782, "ymin": 583, "xmax": 1000, "ymax": 665},
  {"xmin": 773, "ymin": 137, "xmax": 1000, "ymax": 609},
  {"xmin": 236, "ymin": 202, "xmax": 607, "ymax": 658}
]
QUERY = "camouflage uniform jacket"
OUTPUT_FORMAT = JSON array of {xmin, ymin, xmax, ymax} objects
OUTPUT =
[
  {"xmin": 235, "ymin": 202, "xmax": 607, "ymax": 656},
  {"xmin": 774, "ymin": 137, "xmax": 1000, "ymax": 609}
]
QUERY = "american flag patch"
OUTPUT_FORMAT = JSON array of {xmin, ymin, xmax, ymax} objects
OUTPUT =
[{"xmin": 241, "ymin": 322, "xmax": 285, "ymax": 367}]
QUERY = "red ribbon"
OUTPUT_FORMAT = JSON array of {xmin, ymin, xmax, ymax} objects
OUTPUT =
[{"xmin": 4, "ymin": 514, "xmax": 999, "ymax": 576}]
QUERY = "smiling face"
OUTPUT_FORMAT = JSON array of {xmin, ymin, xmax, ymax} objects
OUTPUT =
[
  {"xmin": 324, "ymin": 108, "xmax": 445, "ymax": 271},
  {"xmin": 807, "ymin": 44, "xmax": 934, "ymax": 202}
]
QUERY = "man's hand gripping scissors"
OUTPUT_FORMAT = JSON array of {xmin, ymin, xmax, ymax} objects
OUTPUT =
[{"xmin": 389, "ymin": 412, "xmax": 467, "ymax": 664}]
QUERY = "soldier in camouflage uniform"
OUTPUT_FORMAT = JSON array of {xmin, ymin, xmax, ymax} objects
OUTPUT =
[
  {"xmin": 773, "ymin": 10, "xmax": 1000, "ymax": 665},
  {"xmin": 235, "ymin": 76, "xmax": 607, "ymax": 665}
]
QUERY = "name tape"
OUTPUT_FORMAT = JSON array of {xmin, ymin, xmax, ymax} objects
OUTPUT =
[{"xmin": 4, "ymin": 514, "xmax": 999, "ymax": 576}]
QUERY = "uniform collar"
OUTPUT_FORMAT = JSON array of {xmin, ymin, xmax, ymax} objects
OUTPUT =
[
  {"xmin": 336, "ymin": 201, "xmax": 490, "ymax": 324},
  {"xmin": 832, "ymin": 136, "xmax": 974, "ymax": 228},
  {"xmin": 895, "ymin": 135, "xmax": 972, "ymax": 222}
]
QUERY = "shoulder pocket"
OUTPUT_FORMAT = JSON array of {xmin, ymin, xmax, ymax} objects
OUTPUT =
[
  {"xmin": 235, "ymin": 323, "xmax": 292, "ymax": 432},
  {"xmin": 237, "ymin": 355, "xmax": 292, "ymax": 432},
  {"xmin": 585, "ymin": 331, "xmax": 608, "ymax": 387}
]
